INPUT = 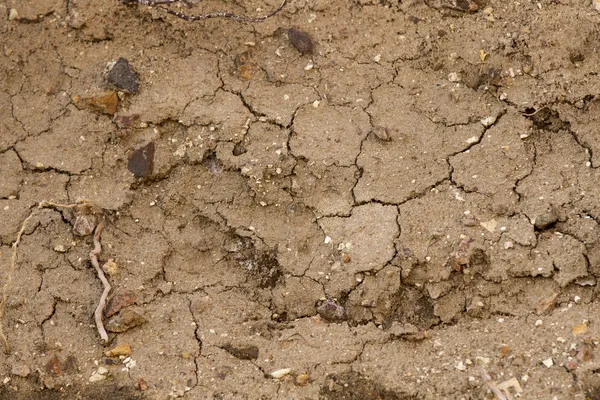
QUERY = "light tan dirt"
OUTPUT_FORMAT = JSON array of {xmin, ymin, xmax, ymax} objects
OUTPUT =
[{"xmin": 1, "ymin": 0, "xmax": 600, "ymax": 399}]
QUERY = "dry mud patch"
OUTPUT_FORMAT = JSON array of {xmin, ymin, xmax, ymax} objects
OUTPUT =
[{"xmin": 1, "ymin": 0, "xmax": 600, "ymax": 399}]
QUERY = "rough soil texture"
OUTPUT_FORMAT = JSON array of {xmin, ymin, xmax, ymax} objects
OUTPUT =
[{"xmin": 1, "ymin": 0, "xmax": 600, "ymax": 399}]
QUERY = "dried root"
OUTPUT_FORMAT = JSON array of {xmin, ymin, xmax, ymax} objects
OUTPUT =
[
  {"xmin": 0, "ymin": 200, "xmax": 108, "ymax": 354},
  {"xmin": 90, "ymin": 219, "xmax": 110, "ymax": 342},
  {"xmin": 121, "ymin": 0, "xmax": 288, "ymax": 22}
]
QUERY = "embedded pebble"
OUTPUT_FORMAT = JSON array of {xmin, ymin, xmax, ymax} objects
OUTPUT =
[
  {"xmin": 107, "ymin": 58, "xmax": 139, "ymax": 94},
  {"xmin": 9, "ymin": 9, "xmax": 19, "ymax": 21},
  {"xmin": 295, "ymin": 373, "xmax": 310, "ymax": 386},
  {"xmin": 316, "ymin": 298, "xmax": 347, "ymax": 322},
  {"xmin": 105, "ymin": 289, "xmax": 136, "ymax": 317},
  {"xmin": 73, "ymin": 91, "xmax": 118, "ymax": 115},
  {"xmin": 542, "ymin": 358, "xmax": 553, "ymax": 368},
  {"xmin": 73, "ymin": 214, "xmax": 96, "ymax": 236},
  {"xmin": 106, "ymin": 310, "xmax": 147, "ymax": 333},
  {"xmin": 270, "ymin": 368, "xmax": 292, "ymax": 379},
  {"xmin": 480, "ymin": 116, "xmax": 497, "ymax": 127},
  {"xmin": 105, "ymin": 343, "xmax": 132, "ymax": 358},
  {"xmin": 128, "ymin": 142, "xmax": 155, "ymax": 178}
]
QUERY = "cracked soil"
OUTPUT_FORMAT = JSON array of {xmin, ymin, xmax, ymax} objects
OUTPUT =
[{"xmin": 1, "ymin": 0, "xmax": 600, "ymax": 399}]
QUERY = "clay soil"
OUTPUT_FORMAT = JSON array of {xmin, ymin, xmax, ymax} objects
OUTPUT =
[{"xmin": 1, "ymin": 0, "xmax": 600, "ymax": 398}]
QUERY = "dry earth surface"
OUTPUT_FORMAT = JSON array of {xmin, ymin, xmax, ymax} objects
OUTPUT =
[{"xmin": 1, "ymin": 0, "xmax": 600, "ymax": 398}]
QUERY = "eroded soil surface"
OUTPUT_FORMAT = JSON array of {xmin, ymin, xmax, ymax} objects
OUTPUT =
[{"xmin": 1, "ymin": 0, "xmax": 600, "ymax": 398}]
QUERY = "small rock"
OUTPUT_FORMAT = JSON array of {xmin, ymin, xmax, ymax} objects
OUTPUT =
[
  {"xmin": 106, "ymin": 310, "xmax": 147, "ymax": 333},
  {"xmin": 107, "ymin": 58, "xmax": 139, "ymax": 94},
  {"xmin": 295, "ymin": 372, "xmax": 310, "ymax": 386},
  {"xmin": 480, "ymin": 116, "xmax": 497, "ymax": 127},
  {"xmin": 269, "ymin": 368, "xmax": 292, "ymax": 379},
  {"xmin": 89, "ymin": 371, "xmax": 106, "ymax": 382},
  {"xmin": 45, "ymin": 356, "xmax": 61, "ymax": 376},
  {"xmin": 288, "ymin": 27, "xmax": 315, "ymax": 55},
  {"xmin": 127, "ymin": 142, "xmax": 155, "ymax": 178},
  {"xmin": 135, "ymin": 379, "xmax": 148, "ymax": 391},
  {"xmin": 448, "ymin": 72, "xmax": 461, "ymax": 82},
  {"xmin": 105, "ymin": 343, "xmax": 132, "ymax": 358},
  {"xmin": 102, "ymin": 258, "xmax": 118, "ymax": 277},
  {"xmin": 564, "ymin": 360, "xmax": 578, "ymax": 371},
  {"xmin": 113, "ymin": 114, "xmax": 141, "ymax": 128},
  {"xmin": 316, "ymin": 299, "xmax": 347, "ymax": 322},
  {"xmin": 53, "ymin": 244, "xmax": 67, "ymax": 253},
  {"xmin": 480, "ymin": 219, "xmax": 497, "ymax": 233},
  {"xmin": 8, "ymin": 9, "xmax": 19, "ymax": 21},
  {"xmin": 455, "ymin": 361, "xmax": 466, "ymax": 371},
  {"xmin": 542, "ymin": 358, "xmax": 553, "ymax": 368},
  {"xmin": 222, "ymin": 344, "xmax": 259, "ymax": 360},
  {"xmin": 97, "ymin": 366, "xmax": 108, "ymax": 375},
  {"xmin": 498, "ymin": 345, "xmax": 510, "ymax": 358},
  {"xmin": 73, "ymin": 91, "xmax": 118, "ymax": 115},
  {"xmin": 105, "ymin": 289, "xmax": 136, "ymax": 317},
  {"xmin": 533, "ymin": 209, "xmax": 557, "ymax": 230},
  {"xmin": 572, "ymin": 323, "xmax": 588, "ymax": 336},
  {"xmin": 73, "ymin": 214, "xmax": 96, "ymax": 237},
  {"xmin": 11, "ymin": 363, "xmax": 30, "ymax": 378}
]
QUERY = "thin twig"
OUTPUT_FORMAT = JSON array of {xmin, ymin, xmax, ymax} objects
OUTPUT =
[
  {"xmin": 122, "ymin": 0, "xmax": 288, "ymax": 22},
  {"xmin": 479, "ymin": 367, "xmax": 507, "ymax": 400},
  {"xmin": 90, "ymin": 219, "xmax": 110, "ymax": 342}
]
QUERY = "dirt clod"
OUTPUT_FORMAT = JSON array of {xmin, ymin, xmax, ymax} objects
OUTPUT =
[{"xmin": 288, "ymin": 27, "xmax": 315, "ymax": 55}]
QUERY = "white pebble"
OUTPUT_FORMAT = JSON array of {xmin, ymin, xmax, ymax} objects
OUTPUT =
[
  {"xmin": 269, "ymin": 368, "xmax": 292, "ymax": 379},
  {"xmin": 542, "ymin": 358, "xmax": 553, "ymax": 368}
]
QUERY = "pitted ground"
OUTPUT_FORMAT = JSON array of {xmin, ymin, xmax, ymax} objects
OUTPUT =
[{"xmin": 1, "ymin": 0, "xmax": 600, "ymax": 398}]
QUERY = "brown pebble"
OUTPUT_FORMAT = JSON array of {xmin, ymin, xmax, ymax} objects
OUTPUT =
[
  {"xmin": 288, "ymin": 27, "xmax": 315, "ymax": 55},
  {"xmin": 105, "ymin": 289, "xmax": 136, "ymax": 317},
  {"xmin": 73, "ymin": 91, "xmax": 118, "ymax": 115},
  {"xmin": 106, "ymin": 310, "xmax": 147, "ymax": 333},
  {"xmin": 127, "ymin": 142, "xmax": 155, "ymax": 178},
  {"xmin": 72, "ymin": 214, "xmax": 97, "ymax": 237},
  {"xmin": 113, "ymin": 114, "xmax": 140, "ymax": 128},
  {"xmin": 45, "ymin": 355, "xmax": 61, "ymax": 376},
  {"xmin": 135, "ymin": 378, "xmax": 148, "ymax": 391},
  {"xmin": 105, "ymin": 343, "xmax": 132, "ymax": 358},
  {"xmin": 564, "ymin": 360, "xmax": 578, "ymax": 371},
  {"xmin": 295, "ymin": 372, "xmax": 310, "ymax": 386},
  {"xmin": 498, "ymin": 345, "xmax": 511, "ymax": 358}
]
